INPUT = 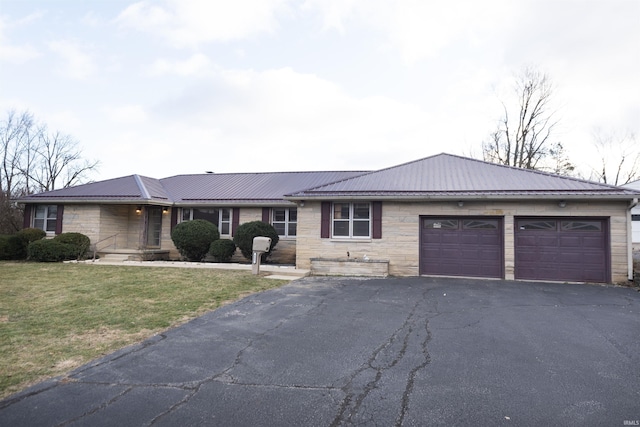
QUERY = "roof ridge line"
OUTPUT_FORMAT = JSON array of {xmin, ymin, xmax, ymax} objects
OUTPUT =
[{"xmin": 133, "ymin": 174, "xmax": 151, "ymax": 200}]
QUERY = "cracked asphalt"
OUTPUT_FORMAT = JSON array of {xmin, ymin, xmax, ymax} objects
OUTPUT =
[{"xmin": 1, "ymin": 276, "xmax": 639, "ymax": 426}]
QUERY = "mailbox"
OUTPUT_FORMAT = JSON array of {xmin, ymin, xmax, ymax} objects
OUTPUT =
[{"xmin": 252, "ymin": 236, "xmax": 272, "ymax": 253}]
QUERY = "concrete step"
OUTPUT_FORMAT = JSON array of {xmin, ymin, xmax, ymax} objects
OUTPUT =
[{"xmin": 100, "ymin": 254, "xmax": 131, "ymax": 262}]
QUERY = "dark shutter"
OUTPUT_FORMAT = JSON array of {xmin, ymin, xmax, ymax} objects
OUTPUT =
[
  {"xmin": 321, "ymin": 201, "xmax": 331, "ymax": 238},
  {"xmin": 232, "ymin": 208, "xmax": 240, "ymax": 236},
  {"xmin": 55, "ymin": 205, "xmax": 64, "ymax": 235},
  {"xmin": 23, "ymin": 204, "xmax": 32, "ymax": 229},
  {"xmin": 170, "ymin": 207, "xmax": 178, "ymax": 232},
  {"xmin": 262, "ymin": 207, "xmax": 270, "ymax": 223},
  {"xmin": 372, "ymin": 201, "xmax": 382, "ymax": 239}
]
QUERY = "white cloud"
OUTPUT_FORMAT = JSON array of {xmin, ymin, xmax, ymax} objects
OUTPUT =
[
  {"xmin": 304, "ymin": 0, "xmax": 515, "ymax": 65},
  {"xmin": 116, "ymin": 0, "xmax": 291, "ymax": 47},
  {"xmin": 150, "ymin": 53, "xmax": 213, "ymax": 76},
  {"xmin": 47, "ymin": 40, "xmax": 97, "ymax": 79},
  {"xmin": 0, "ymin": 15, "xmax": 41, "ymax": 64},
  {"xmin": 103, "ymin": 105, "xmax": 148, "ymax": 124}
]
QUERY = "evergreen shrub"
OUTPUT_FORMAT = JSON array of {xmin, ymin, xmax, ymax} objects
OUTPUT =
[
  {"xmin": 209, "ymin": 239, "xmax": 236, "ymax": 262},
  {"xmin": 54, "ymin": 232, "xmax": 91, "ymax": 260},
  {"xmin": 171, "ymin": 219, "xmax": 220, "ymax": 261},
  {"xmin": 232, "ymin": 221, "xmax": 279, "ymax": 261}
]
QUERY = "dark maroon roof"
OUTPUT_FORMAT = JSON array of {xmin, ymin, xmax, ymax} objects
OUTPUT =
[
  {"xmin": 287, "ymin": 153, "xmax": 640, "ymax": 200},
  {"xmin": 18, "ymin": 153, "xmax": 640, "ymax": 205}
]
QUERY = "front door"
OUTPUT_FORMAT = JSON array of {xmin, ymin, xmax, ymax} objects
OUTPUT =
[{"xmin": 146, "ymin": 207, "xmax": 162, "ymax": 247}]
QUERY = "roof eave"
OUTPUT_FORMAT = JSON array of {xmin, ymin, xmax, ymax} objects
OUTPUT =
[{"xmin": 285, "ymin": 192, "xmax": 638, "ymax": 201}]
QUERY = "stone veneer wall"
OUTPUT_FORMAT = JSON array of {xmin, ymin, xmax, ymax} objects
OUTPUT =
[{"xmin": 295, "ymin": 200, "xmax": 631, "ymax": 283}]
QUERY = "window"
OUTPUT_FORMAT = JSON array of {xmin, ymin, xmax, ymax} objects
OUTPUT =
[
  {"xmin": 182, "ymin": 208, "xmax": 232, "ymax": 235},
  {"xmin": 332, "ymin": 203, "xmax": 370, "ymax": 238},
  {"xmin": 423, "ymin": 219, "xmax": 458, "ymax": 230},
  {"xmin": 518, "ymin": 220, "xmax": 556, "ymax": 230},
  {"xmin": 34, "ymin": 205, "xmax": 57, "ymax": 233},
  {"xmin": 561, "ymin": 220, "xmax": 602, "ymax": 231},
  {"xmin": 272, "ymin": 208, "xmax": 297, "ymax": 237}
]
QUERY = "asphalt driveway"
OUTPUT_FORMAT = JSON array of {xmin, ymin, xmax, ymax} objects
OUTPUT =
[{"xmin": 1, "ymin": 276, "xmax": 639, "ymax": 426}]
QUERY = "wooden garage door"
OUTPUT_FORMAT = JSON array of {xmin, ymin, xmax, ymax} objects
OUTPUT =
[
  {"xmin": 515, "ymin": 218, "xmax": 609, "ymax": 283},
  {"xmin": 420, "ymin": 217, "xmax": 503, "ymax": 278}
]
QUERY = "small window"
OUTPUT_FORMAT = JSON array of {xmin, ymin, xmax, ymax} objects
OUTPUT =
[
  {"xmin": 423, "ymin": 219, "xmax": 458, "ymax": 230},
  {"xmin": 272, "ymin": 208, "xmax": 297, "ymax": 237},
  {"xmin": 631, "ymin": 214, "xmax": 640, "ymax": 222},
  {"xmin": 561, "ymin": 221, "xmax": 602, "ymax": 231},
  {"xmin": 332, "ymin": 203, "xmax": 370, "ymax": 238},
  {"xmin": 463, "ymin": 219, "xmax": 498, "ymax": 229},
  {"xmin": 34, "ymin": 205, "xmax": 57, "ymax": 233},
  {"xmin": 518, "ymin": 220, "xmax": 556, "ymax": 230}
]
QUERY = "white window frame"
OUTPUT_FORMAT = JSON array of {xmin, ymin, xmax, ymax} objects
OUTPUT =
[
  {"xmin": 33, "ymin": 205, "xmax": 57, "ymax": 234},
  {"xmin": 181, "ymin": 207, "xmax": 232, "ymax": 236},
  {"xmin": 272, "ymin": 207, "xmax": 297, "ymax": 238},
  {"xmin": 331, "ymin": 202, "xmax": 371, "ymax": 239}
]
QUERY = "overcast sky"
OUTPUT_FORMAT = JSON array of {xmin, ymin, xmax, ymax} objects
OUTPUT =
[{"xmin": 1, "ymin": 0, "xmax": 638, "ymax": 181}]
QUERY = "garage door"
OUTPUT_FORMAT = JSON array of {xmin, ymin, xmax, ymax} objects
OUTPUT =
[
  {"xmin": 515, "ymin": 218, "xmax": 609, "ymax": 283},
  {"xmin": 420, "ymin": 217, "xmax": 503, "ymax": 278}
]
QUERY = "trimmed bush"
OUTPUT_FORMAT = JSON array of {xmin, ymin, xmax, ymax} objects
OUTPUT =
[
  {"xmin": 16, "ymin": 228, "xmax": 47, "ymax": 246},
  {"xmin": 233, "ymin": 221, "xmax": 279, "ymax": 261},
  {"xmin": 209, "ymin": 239, "xmax": 236, "ymax": 262},
  {"xmin": 28, "ymin": 239, "xmax": 76, "ymax": 262},
  {"xmin": 53, "ymin": 232, "xmax": 91, "ymax": 260},
  {"xmin": 0, "ymin": 235, "xmax": 25, "ymax": 260},
  {"xmin": 171, "ymin": 219, "xmax": 220, "ymax": 261}
]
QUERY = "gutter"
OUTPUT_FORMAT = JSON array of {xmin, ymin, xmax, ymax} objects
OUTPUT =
[{"xmin": 628, "ymin": 197, "xmax": 639, "ymax": 281}]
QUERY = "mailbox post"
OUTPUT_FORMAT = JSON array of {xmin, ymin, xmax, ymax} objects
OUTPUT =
[{"xmin": 251, "ymin": 236, "xmax": 271, "ymax": 275}]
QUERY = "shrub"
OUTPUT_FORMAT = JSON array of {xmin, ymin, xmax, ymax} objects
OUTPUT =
[
  {"xmin": 16, "ymin": 228, "xmax": 47, "ymax": 246},
  {"xmin": 53, "ymin": 232, "xmax": 91, "ymax": 260},
  {"xmin": 209, "ymin": 239, "xmax": 236, "ymax": 262},
  {"xmin": 28, "ymin": 239, "xmax": 76, "ymax": 262},
  {"xmin": 171, "ymin": 219, "xmax": 220, "ymax": 261},
  {"xmin": 0, "ymin": 235, "xmax": 26, "ymax": 260},
  {"xmin": 233, "ymin": 221, "xmax": 279, "ymax": 261}
]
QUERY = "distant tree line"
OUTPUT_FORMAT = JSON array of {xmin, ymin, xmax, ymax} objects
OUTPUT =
[{"xmin": 0, "ymin": 109, "xmax": 99, "ymax": 234}]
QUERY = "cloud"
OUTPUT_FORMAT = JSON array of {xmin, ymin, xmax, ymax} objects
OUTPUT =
[
  {"xmin": 116, "ymin": 0, "xmax": 291, "ymax": 47},
  {"xmin": 304, "ymin": 0, "xmax": 515, "ymax": 65},
  {"xmin": 0, "ymin": 15, "xmax": 41, "ymax": 64},
  {"xmin": 103, "ymin": 105, "xmax": 148, "ymax": 124},
  {"xmin": 47, "ymin": 40, "xmax": 97, "ymax": 79},
  {"xmin": 149, "ymin": 53, "xmax": 213, "ymax": 76}
]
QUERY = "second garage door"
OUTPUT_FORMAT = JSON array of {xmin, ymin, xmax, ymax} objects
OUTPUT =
[
  {"xmin": 514, "ymin": 217, "xmax": 609, "ymax": 283},
  {"xmin": 420, "ymin": 217, "xmax": 503, "ymax": 278}
]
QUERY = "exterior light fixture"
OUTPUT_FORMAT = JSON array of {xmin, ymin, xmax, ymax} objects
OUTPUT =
[
  {"xmin": 558, "ymin": 200, "xmax": 566, "ymax": 208},
  {"xmin": 162, "ymin": 207, "xmax": 169, "ymax": 213},
  {"xmin": 136, "ymin": 206, "xmax": 142, "ymax": 213},
  {"xmin": 457, "ymin": 201, "xmax": 464, "ymax": 207}
]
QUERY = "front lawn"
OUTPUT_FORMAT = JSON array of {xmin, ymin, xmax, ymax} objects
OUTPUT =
[{"xmin": 0, "ymin": 262, "xmax": 286, "ymax": 399}]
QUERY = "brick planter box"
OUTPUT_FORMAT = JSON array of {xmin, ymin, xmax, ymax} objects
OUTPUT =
[{"xmin": 310, "ymin": 258, "xmax": 389, "ymax": 277}]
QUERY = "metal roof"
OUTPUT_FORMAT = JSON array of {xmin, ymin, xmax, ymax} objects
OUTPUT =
[
  {"xmin": 17, "ymin": 153, "xmax": 640, "ymax": 205},
  {"xmin": 286, "ymin": 153, "xmax": 640, "ymax": 200},
  {"xmin": 17, "ymin": 175, "xmax": 171, "ymax": 204},
  {"xmin": 17, "ymin": 171, "xmax": 367, "ymax": 205}
]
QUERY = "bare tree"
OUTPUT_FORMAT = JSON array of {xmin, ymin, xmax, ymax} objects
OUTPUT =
[
  {"xmin": 0, "ymin": 108, "xmax": 99, "ymax": 233},
  {"xmin": 0, "ymin": 110, "xmax": 36, "ymax": 232},
  {"xmin": 483, "ymin": 66, "xmax": 560, "ymax": 171},
  {"xmin": 27, "ymin": 128, "xmax": 100, "ymax": 192},
  {"xmin": 591, "ymin": 129, "xmax": 640, "ymax": 186}
]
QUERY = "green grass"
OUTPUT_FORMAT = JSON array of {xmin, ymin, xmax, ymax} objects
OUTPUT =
[{"xmin": 0, "ymin": 262, "xmax": 286, "ymax": 399}]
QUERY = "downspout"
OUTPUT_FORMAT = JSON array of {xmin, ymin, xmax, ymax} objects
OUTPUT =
[{"xmin": 628, "ymin": 198, "xmax": 639, "ymax": 282}]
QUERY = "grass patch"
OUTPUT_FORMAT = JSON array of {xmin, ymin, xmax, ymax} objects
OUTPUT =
[{"xmin": 0, "ymin": 262, "xmax": 286, "ymax": 399}]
